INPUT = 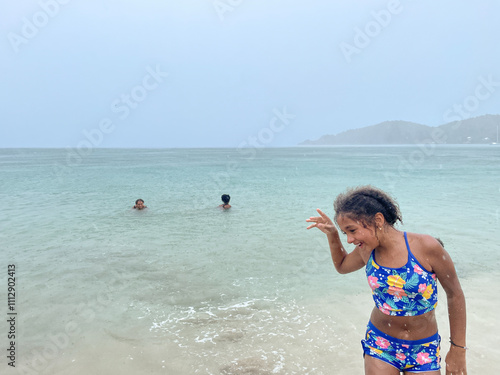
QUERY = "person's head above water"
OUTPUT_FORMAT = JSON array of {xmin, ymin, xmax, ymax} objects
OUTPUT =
[
  {"xmin": 221, "ymin": 194, "xmax": 230, "ymax": 205},
  {"xmin": 333, "ymin": 185, "xmax": 402, "ymax": 230},
  {"xmin": 133, "ymin": 199, "xmax": 146, "ymax": 210}
]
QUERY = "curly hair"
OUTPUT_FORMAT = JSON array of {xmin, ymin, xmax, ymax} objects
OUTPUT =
[{"xmin": 333, "ymin": 186, "xmax": 402, "ymax": 228}]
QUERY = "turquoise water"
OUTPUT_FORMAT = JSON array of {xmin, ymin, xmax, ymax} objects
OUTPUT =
[{"xmin": 1, "ymin": 146, "xmax": 498, "ymax": 374}]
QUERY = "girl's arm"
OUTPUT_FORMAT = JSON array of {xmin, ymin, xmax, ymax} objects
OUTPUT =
[
  {"xmin": 424, "ymin": 236, "xmax": 467, "ymax": 375},
  {"xmin": 306, "ymin": 209, "xmax": 365, "ymax": 274}
]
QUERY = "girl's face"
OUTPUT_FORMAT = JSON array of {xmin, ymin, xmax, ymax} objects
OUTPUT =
[
  {"xmin": 336, "ymin": 215, "xmax": 378, "ymax": 251},
  {"xmin": 135, "ymin": 200, "xmax": 145, "ymax": 209}
]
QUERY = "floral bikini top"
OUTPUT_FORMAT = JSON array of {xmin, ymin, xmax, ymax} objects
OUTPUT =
[{"xmin": 365, "ymin": 232, "xmax": 438, "ymax": 316}]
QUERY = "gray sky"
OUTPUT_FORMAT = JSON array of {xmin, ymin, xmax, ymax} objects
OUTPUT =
[{"xmin": 1, "ymin": 0, "xmax": 500, "ymax": 148}]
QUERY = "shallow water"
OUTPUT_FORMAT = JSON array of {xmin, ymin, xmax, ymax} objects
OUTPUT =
[{"xmin": 1, "ymin": 146, "xmax": 499, "ymax": 374}]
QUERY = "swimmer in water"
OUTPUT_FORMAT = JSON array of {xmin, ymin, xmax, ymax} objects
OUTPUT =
[
  {"xmin": 219, "ymin": 194, "xmax": 231, "ymax": 209},
  {"xmin": 133, "ymin": 199, "xmax": 147, "ymax": 210}
]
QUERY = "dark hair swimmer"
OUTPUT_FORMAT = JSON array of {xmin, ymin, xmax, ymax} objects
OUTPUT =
[
  {"xmin": 220, "ymin": 194, "xmax": 231, "ymax": 209},
  {"xmin": 133, "ymin": 199, "xmax": 147, "ymax": 210}
]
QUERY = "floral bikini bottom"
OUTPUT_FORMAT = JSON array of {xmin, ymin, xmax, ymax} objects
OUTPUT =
[{"xmin": 361, "ymin": 321, "xmax": 441, "ymax": 373}]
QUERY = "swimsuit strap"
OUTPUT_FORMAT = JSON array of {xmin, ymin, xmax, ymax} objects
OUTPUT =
[
  {"xmin": 404, "ymin": 231, "xmax": 433, "ymax": 273},
  {"xmin": 403, "ymin": 232, "xmax": 417, "ymax": 263}
]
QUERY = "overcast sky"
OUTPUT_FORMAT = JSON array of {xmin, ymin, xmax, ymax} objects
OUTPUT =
[{"xmin": 1, "ymin": 0, "xmax": 500, "ymax": 148}]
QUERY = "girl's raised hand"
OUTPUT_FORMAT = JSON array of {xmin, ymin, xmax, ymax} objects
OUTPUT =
[{"xmin": 306, "ymin": 209, "xmax": 338, "ymax": 236}]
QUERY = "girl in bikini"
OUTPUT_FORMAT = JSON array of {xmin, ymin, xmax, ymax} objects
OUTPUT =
[{"xmin": 306, "ymin": 186, "xmax": 467, "ymax": 375}]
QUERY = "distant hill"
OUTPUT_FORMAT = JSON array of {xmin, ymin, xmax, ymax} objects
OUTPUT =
[{"xmin": 300, "ymin": 115, "xmax": 500, "ymax": 145}]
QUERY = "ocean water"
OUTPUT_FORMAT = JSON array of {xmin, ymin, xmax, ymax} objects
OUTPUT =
[{"xmin": 0, "ymin": 146, "xmax": 499, "ymax": 374}]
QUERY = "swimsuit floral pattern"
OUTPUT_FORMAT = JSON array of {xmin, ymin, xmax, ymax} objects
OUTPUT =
[
  {"xmin": 365, "ymin": 232, "xmax": 438, "ymax": 316},
  {"xmin": 362, "ymin": 323, "xmax": 441, "ymax": 372}
]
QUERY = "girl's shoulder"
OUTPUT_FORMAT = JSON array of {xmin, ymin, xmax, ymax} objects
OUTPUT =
[
  {"xmin": 405, "ymin": 232, "xmax": 445, "ymax": 271},
  {"xmin": 405, "ymin": 232, "xmax": 442, "ymax": 249}
]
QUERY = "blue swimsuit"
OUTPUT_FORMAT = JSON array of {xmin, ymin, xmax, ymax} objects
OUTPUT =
[
  {"xmin": 365, "ymin": 232, "xmax": 438, "ymax": 316},
  {"xmin": 361, "ymin": 232, "xmax": 441, "ymax": 372}
]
